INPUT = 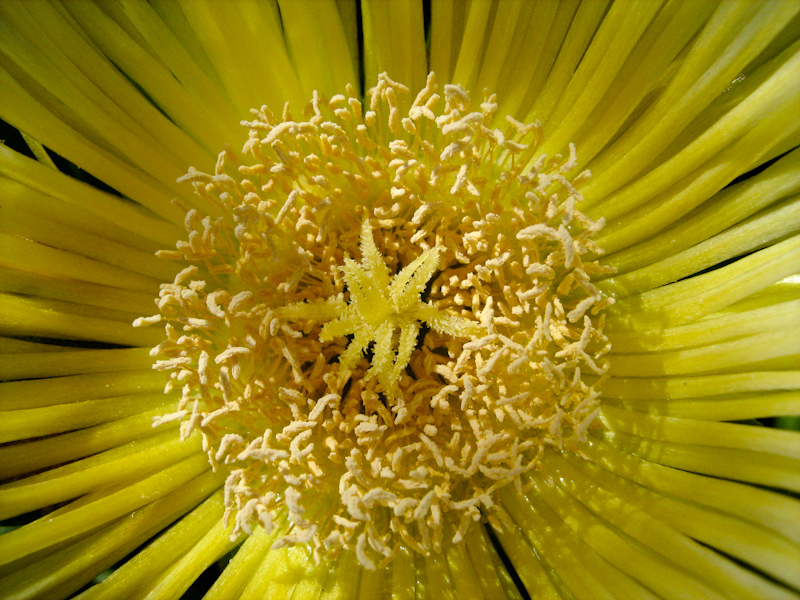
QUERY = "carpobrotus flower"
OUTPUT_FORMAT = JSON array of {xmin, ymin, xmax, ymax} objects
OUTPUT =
[{"xmin": 1, "ymin": 1, "xmax": 799, "ymax": 599}]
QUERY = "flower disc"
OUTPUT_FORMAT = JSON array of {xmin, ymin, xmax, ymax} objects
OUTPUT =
[{"xmin": 141, "ymin": 73, "xmax": 613, "ymax": 568}]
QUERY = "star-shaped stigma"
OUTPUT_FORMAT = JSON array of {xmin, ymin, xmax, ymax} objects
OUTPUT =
[{"xmin": 279, "ymin": 220, "xmax": 483, "ymax": 396}]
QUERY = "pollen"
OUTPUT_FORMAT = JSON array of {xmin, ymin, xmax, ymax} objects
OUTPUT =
[{"xmin": 137, "ymin": 72, "xmax": 613, "ymax": 569}]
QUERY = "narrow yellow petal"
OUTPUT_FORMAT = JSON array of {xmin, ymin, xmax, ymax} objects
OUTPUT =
[
  {"xmin": 0, "ymin": 406, "xmax": 178, "ymax": 480},
  {"xmin": 278, "ymin": 0, "xmax": 358, "ymax": 98},
  {"xmin": 136, "ymin": 519, "xmax": 240, "ymax": 600},
  {"xmin": 0, "ymin": 454, "xmax": 211, "ymax": 567},
  {"xmin": 2, "ymin": 480, "xmax": 220, "ymax": 600},
  {"xmin": 0, "ymin": 389, "xmax": 170, "ymax": 444},
  {"xmin": 0, "ymin": 429, "xmax": 196, "ymax": 519}
]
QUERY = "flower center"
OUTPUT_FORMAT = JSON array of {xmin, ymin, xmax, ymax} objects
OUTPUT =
[
  {"xmin": 277, "ymin": 218, "xmax": 482, "ymax": 400},
  {"xmin": 137, "ymin": 73, "xmax": 613, "ymax": 569}
]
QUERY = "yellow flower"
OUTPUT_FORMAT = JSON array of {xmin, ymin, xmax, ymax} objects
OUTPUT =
[{"xmin": 1, "ymin": 1, "xmax": 799, "ymax": 599}]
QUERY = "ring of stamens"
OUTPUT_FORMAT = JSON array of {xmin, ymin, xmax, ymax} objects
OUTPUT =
[{"xmin": 137, "ymin": 72, "xmax": 613, "ymax": 569}]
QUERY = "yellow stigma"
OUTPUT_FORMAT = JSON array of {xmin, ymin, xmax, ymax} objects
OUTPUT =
[
  {"xmin": 278, "ymin": 219, "xmax": 482, "ymax": 399},
  {"xmin": 137, "ymin": 72, "xmax": 613, "ymax": 569}
]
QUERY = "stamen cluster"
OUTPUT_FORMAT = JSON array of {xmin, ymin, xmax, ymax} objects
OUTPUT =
[{"xmin": 137, "ymin": 73, "xmax": 613, "ymax": 568}]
